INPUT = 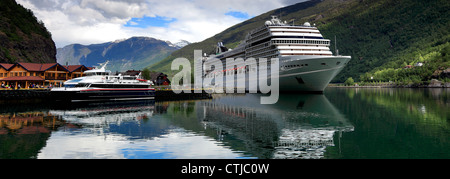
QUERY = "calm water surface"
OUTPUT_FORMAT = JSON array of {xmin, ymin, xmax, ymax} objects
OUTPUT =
[{"xmin": 0, "ymin": 88, "xmax": 448, "ymax": 159}]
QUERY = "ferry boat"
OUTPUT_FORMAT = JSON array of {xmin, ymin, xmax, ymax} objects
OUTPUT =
[
  {"xmin": 200, "ymin": 16, "xmax": 351, "ymax": 92},
  {"xmin": 51, "ymin": 62, "xmax": 155, "ymax": 102}
]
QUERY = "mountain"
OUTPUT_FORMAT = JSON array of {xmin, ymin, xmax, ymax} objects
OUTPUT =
[
  {"xmin": 57, "ymin": 37, "xmax": 180, "ymax": 72},
  {"xmin": 0, "ymin": 0, "xmax": 56, "ymax": 63},
  {"xmin": 167, "ymin": 40, "xmax": 191, "ymax": 49},
  {"xmin": 148, "ymin": 0, "xmax": 449, "ymax": 83}
]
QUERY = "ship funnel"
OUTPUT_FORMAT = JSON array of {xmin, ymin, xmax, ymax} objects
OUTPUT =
[{"xmin": 215, "ymin": 42, "xmax": 228, "ymax": 54}]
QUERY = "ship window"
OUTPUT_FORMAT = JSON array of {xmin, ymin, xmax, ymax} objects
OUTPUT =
[
  {"xmin": 75, "ymin": 83, "xmax": 90, "ymax": 87},
  {"xmin": 336, "ymin": 62, "xmax": 341, "ymax": 65},
  {"xmin": 321, "ymin": 63, "xmax": 326, "ymax": 65}
]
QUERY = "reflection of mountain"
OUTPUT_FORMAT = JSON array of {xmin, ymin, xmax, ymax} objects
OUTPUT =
[
  {"xmin": 196, "ymin": 94, "xmax": 354, "ymax": 159},
  {"xmin": 325, "ymin": 88, "xmax": 450, "ymax": 159}
]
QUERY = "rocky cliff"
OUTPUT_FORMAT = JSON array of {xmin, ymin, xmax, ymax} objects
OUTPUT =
[{"xmin": 0, "ymin": 0, "xmax": 56, "ymax": 63}]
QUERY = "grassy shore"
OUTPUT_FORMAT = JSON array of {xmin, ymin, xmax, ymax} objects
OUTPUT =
[{"xmin": 329, "ymin": 80, "xmax": 450, "ymax": 88}]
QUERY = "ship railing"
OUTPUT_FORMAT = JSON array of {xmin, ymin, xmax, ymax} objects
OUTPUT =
[{"xmin": 246, "ymin": 34, "xmax": 272, "ymax": 45}]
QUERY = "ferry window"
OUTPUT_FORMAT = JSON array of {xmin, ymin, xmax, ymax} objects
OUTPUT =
[
  {"xmin": 336, "ymin": 62, "xmax": 341, "ymax": 65},
  {"xmin": 321, "ymin": 63, "xmax": 326, "ymax": 65},
  {"xmin": 75, "ymin": 83, "xmax": 89, "ymax": 87}
]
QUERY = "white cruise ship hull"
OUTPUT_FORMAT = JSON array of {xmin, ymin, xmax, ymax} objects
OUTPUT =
[
  {"xmin": 277, "ymin": 55, "xmax": 351, "ymax": 92},
  {"xmin": 210, "ymin": 55, "xmax": 351, "ymax": 93}
]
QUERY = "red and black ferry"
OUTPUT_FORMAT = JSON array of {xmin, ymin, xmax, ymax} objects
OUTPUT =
[{"xmin": 50, "ymin": 62, "xmax": 155, "ymax": 102}]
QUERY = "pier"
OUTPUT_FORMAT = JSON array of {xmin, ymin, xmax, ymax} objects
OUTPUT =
[
  {"xmin": 154, "ymin": 86, "xmax": 212, "ymax": 101},
  {"xmin": 0, "ymin": 89, "xmax": 50, "ymax": 101},
  {"xmin": 0, "ymin": 88, "xmax": 211, "ymax": 103}
]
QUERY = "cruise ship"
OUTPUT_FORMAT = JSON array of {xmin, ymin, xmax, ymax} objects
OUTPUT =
[{"xmin": 200, "ymin": 16, "xmax": 351, "ymax": 92}]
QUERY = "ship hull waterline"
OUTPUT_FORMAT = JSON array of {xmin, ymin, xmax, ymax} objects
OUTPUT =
[{"xmin": 50, "ymin": 88, "xmax": 156, "ymax": 102}]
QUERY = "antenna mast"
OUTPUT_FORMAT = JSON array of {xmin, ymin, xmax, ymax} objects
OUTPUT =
[{"xmin": 335, "ymin": 35, "xmax": 339, "ymax": 56}]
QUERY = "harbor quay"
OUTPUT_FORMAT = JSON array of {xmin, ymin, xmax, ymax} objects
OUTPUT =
[{"xmin": 0, "ymin": 87, "xmax": 212, "ymax": 102}]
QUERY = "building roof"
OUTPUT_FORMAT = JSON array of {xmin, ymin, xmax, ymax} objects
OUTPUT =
[
  {"xmin": 64, "ymin": 65, "xmax": 89, "ymax": 72},
  {"xmin": 17, "ymin": 63, "xmax": 47, "ymax": 71},
  {"xmin": 1, "ymin": 76, "xmax": 45, "ymax": 81},
  {"xmin": 17, "ymin": 63, "xmax": 69, "ymax": 72},
  {"xmin": 0, "ymin": 63, "xmax": 14, "ymax": 70}
]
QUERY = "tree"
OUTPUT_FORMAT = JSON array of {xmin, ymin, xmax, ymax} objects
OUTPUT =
[
  {"xmin": 142, "ymin": 68, "xmax": 151, "ymax": 80},
  {"xmin": 345, "ymin": 77, "xmax": 355, "ymax": 86}
]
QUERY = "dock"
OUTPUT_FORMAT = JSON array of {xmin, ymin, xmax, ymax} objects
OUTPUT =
[
  {"xmin": 155, "ymin": 90, "xmax": 212, "ymax": 101},
  {"xmin": 0, "ymin": 88, "xmax": 211, "ymax": 103},
  {"xmin": 0, "ymin": 89, "xmax": 51, "ymax": 101}
]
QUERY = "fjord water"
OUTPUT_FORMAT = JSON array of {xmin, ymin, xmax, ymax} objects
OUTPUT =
[{"xmin": 0, "ymin": 88, "xmax": 448, "ymax": 159}]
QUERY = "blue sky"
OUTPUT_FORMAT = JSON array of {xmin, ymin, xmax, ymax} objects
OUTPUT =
[
  {"xmin": 126, "ymin": 11, "xmax": 251, "ymax": 29},
  {"xmin": 125, "ymin": 16, "xmax": 177, "ymax": 28},
  {"xmin": 225, "ymin": 11, "xmax": 252, "ymax": 19}
]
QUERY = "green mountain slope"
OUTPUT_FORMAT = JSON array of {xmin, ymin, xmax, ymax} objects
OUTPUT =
[
  {"xmin": 149, "ymin": 0, "xmax": 450, "ymax": 83},
  {"xmin": 0, "ymin": 0, "xmax": 56, "ymax": 63},
  {"xmin": 316, "ymin": 0, "xmax": 450, "ymax": 83}
]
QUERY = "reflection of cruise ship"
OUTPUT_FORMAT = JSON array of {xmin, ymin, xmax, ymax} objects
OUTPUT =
[
  {"xmin": 201, "ymin": 16, "xmax": 351, "ymax": 92},
  {"xmin": 197, "ymin": 94, "xmax": 354, "ymax": 159}
]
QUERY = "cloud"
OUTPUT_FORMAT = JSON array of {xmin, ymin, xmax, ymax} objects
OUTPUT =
[{"xmin": 16, "ymin": 0, "xmax": 306, "ymax": 47}]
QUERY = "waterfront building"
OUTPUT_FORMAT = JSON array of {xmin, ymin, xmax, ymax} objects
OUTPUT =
[
  {"xmin": 0, "ymin": 62, "xmax": 90, "ymax": 89},
  {"xmin": 64, "ymin": 65, "xmax": 92, "ymax": 79}
]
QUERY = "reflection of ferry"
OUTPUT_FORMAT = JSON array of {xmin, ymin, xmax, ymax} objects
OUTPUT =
[
  {"xmin": 49, "ymin": 101, "xmax": 155, "ymax": 125},
  {"xmin": 51, "ymin": 62, "xmax": 155, "ymax": 102},
  {"xmin": 200, "ymin": 16, "xmax": 351, "ymax": 92},
  {"xmin": 198, "ymin": 94, "xmax": 354, "ymax": 159}
]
